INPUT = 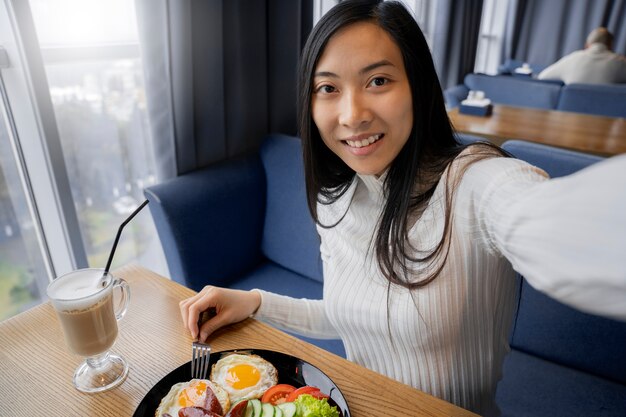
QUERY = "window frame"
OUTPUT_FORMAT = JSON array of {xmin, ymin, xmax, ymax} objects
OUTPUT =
[{"xmin": 1, "ymin": 0, "xmax": 90, "ymax": 279}]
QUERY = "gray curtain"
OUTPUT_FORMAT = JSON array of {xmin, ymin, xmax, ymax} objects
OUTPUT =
[
  {"xmin": 432, "ymin": 0, "xmax": 484, "ymax": 90},
  {"xmin": 503, "ymin": 0, "xmax": 626, "ymax": 68},
  {"xmin": 135, "ymin": 0, "xmax": 312, "ymax": 177}
]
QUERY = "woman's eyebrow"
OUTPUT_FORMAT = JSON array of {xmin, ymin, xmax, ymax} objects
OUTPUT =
[
  {"xmin": 314, "ymin": 59, "xmax": 396, "ymax": 78},
  {"xmin": 359, "ymin": 59, "xmax": 394, "ymax": 74},
  {"xmin": 314, "ymin": 70, "xmax": 338, "ymax": 78}
]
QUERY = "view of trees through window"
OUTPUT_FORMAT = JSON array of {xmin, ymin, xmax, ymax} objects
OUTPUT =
[
  {"xmin": 0, "ymin": 0, "xmax": 167, "ymax": 321},
  {"xmin": 0, "ymin": 103, "xmax": 49, "ymax": 320},
  {"xmin": 46, "ymin": 59, "xmax": 157, "ymax": 268}
]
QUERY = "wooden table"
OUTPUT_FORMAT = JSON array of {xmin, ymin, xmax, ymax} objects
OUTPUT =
[
  {"xmin": 448, "ymin": 104, "xmax": 626, "ymax": 156},
  {"xmin": 0, "ymin": 264, "xmax": 477, "ymax": 417}
]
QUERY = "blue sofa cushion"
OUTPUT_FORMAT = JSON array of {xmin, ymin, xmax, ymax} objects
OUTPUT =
[
  {"xmin": 496, "ymin": 350, "xmax": 626, "ymax": 417},
  {"xmin": 511, "ymin": 283, "xmax": 626, "ymax": 384},
  {"xmin": 464, "ymin": 73, "xmax": 563, "ymax": 110},
  {"xmin": 230, "ymin": 260, "xmax": 346, "ymax": 357},
  {"xmin": 230, "ymin": 261, "xmax": 324, "ymax": 299},
  {"xmin": 501, "ymin": 139, "xmax": 603, "ymax": 177},
  {"xmin": 260, "ymin": 135, "xmax": 324, "ymax": 282},
  {"xmin": 557, "ymin": 83, "xmax": 626, "ymax": 118}
]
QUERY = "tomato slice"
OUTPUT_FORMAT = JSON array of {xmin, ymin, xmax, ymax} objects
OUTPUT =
[
  {"xmin": 261, "ymin": 384, "xmax": 297, "ymax": 405},
  {"xmin": 284, "ymin": 386, "xmax": 329, "ymax": 402},
  {"xmin": 307, "ymin": 390, "xmax": 330, "ymax": 400}
]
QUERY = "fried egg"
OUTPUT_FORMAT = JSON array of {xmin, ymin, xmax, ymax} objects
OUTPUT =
[
  {"xmin": 210, "ymin": 353, "xmax": 278, "ymax": 403},
  {"xmin": 155, "ymin": 379, "xmax": 230, "ymax": 417}
]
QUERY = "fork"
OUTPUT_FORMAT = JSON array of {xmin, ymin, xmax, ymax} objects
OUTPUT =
[{"xmin": 191, "ymin": 341, "xmax": 212, "ymax": 380}]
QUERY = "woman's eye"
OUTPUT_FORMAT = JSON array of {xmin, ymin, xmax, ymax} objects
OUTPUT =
[
  {"xmin": 369, "ymin": 77, "xmax": 388, "ymax": 87},
  {"xmin": 316, "ymin": 85, "xmax": 336, "ymax": 94}
]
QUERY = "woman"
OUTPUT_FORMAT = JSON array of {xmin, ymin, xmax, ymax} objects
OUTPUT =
[{"xmin": 180, "ymin": 1, "xmax": 626, "ymax": 415}]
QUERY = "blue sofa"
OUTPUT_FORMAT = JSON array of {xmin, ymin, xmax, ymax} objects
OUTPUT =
[
  {"xmin": 145, "ymin": 134, "xmax": 626, "ymax": 415},
  {"xmin": 444, "ymin": 73, "xmax": 563, "ymax": 109},
  {"xmin": 445, "ymin": 73, "xmax": 626, "ymax": 118}
]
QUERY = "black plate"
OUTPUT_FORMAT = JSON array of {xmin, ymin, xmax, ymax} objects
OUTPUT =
[{"xmin": 133, "ymin": 349, "xmax": 350, "ymax": 417}]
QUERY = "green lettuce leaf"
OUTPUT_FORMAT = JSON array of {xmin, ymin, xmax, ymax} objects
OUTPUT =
[{"xmin": 294, "ymin": 394, "xmax": 340, "ymax": 417}]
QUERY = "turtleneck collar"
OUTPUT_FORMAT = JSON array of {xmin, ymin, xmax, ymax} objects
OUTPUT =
[{"xmin": 356, "ymin": 169, "xmax": 388, "ymax": 197}]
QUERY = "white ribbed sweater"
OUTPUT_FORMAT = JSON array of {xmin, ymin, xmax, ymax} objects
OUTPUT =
[{"xmin": 255, "ymin": 151, "xmax": 626, "ymax": 416}]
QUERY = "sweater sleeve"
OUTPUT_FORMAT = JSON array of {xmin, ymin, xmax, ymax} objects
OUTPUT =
[
  {"xmin": 251, "ymin": 290, "xmax": 340, "ymax": 339},
  {"xmin": 472, "ymin": 154, "xmax": 626, "ymax": 321}
]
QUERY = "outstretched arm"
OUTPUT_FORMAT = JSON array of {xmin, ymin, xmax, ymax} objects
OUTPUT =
[{"xmin": 479, "ymin": 155, "xmax": 626, "ymax": 320}]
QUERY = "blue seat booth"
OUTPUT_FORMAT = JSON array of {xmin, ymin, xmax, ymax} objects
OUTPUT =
[
  {"xmin": 445, "ymin": 73, "xmax": 626, "ymax": 119},
  {"xmin": 444, "ymin": 73, "xmax": 563, "ymax": 110}
]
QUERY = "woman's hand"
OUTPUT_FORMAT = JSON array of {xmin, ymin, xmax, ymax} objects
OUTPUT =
[{"xmin": 179, "ymin": 286, "xmax": 261, "ymax": 342}]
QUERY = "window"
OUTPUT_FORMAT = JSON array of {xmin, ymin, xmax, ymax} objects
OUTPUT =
[
  {"xmin": 313, "ymin": 0, "xmax": 339, "ymax": 23},
  {"xmin": 0, "ymin": 0, "xmax": 167, "ymax": 321},
  {"xmin": 0, "ymin": 81, "xmax": 49, "ymax": 320},
  {"xmin": 474, "ymin": 0, "xmax": 509, "ymax": 74}
]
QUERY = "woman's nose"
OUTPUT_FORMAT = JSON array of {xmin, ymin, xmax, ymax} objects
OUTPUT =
[{"xmin": 338, "ymin": 92, "xmax": 372, "ymax": 128}]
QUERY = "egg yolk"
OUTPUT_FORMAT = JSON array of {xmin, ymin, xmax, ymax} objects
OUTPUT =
[
  {"xmin": 178, "ymin": 380, "xmax": 207, "ymax": 407},
  {"xmin": 225, "ymin": 364, "xmax": 261, "ymax": 389}
]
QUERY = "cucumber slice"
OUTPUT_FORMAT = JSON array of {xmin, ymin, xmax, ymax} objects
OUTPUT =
[
  {"xmin": 249, "ymin": 399, "xmax": 262, "ymax": 417},
  {"xmin": 261, "ymin": 402, "xmax": 275, "ymax": 417},
  {"xmin": 244, "ymin": 400, "xmax": 254, "ymax": 417},
  {"xmin": 274, "ymin": 405, "xmax": 283, "ymax": 417},
  {"xmin": 276, "ymin": 402, "xmax": 296, "ymax": 417}
]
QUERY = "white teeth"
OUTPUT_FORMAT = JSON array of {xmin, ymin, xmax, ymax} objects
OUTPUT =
[{"xmin": 345, "ymin": 134, "xmax": 381, "ymax": 148}]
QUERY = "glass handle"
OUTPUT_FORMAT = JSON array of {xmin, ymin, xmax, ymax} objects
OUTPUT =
[{"xmin": 113, "ymin": 278, "xmax": 130, "ymax": 321}]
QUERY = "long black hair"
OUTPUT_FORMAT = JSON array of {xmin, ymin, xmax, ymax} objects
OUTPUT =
[{"xmin": 298, "ymin": 0, "xmax": 505, "ymax": 288}]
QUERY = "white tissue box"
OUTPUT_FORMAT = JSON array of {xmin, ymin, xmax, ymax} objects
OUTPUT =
[{"xmin": 460, "ymin": 90, "xmax": 493, "ymax": 116}]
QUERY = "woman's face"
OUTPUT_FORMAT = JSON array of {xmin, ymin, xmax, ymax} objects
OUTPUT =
[{"xmin": 311, "ymin": 21, "xmax": 413, "ymax": 177}]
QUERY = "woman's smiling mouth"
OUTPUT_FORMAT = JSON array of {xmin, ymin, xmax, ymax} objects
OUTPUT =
[{"xmin": 343, "ymin": 133, "xmax": 384, "ymax": 148}]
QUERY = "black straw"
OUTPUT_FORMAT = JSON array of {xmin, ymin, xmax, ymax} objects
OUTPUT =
[{"xmin": 102, "ymin": 199, "xmax": 150, "ymax": 279}]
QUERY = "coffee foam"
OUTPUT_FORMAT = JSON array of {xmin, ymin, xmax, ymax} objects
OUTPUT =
[{"xmin": 48, "ymin": 269, "xmax": 112, "ymax": 311}]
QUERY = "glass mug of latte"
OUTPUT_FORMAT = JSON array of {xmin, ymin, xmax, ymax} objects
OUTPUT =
[{"xmin": 47, "ymin": 268, "xmax": 130, "ymax": 393}]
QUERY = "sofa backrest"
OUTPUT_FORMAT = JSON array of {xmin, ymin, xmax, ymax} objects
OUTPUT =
[
  {"xmin": 557, "ymin": 83, "xmax": 626, "ymax": 118},
  {"xmin": 501, "ymin": 140, "xmax": 626, "ymax": 384},
  {"xmin": 145, "ymin": 153, "xmax": 267, "ymax": 291},
  {"xmin": 464, "ymin": 73, "xmax": 563, "ymax": 110},
  {"xmin": 260, "ymin": 134, "xmax": 324, "ymax": 282},
  {"xmin": 456, "ymin": 132, "xmax": 491, "ymax": 145}
]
